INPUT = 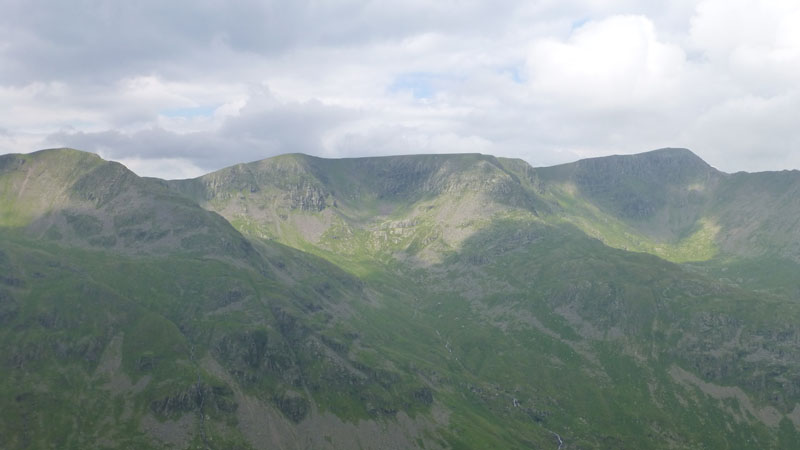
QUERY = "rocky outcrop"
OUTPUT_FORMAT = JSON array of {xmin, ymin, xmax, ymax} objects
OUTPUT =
[
  {"xmin": 287, "ymin": 182, "xmax": 328, "ymax": 212},
  {"xmin": 150, "ymin": 382, "xmax": 237, "ymax": 417}
]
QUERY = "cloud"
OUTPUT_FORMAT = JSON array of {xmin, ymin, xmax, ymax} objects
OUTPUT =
[
  {"xmin": 0, "ymin": 0, "xmax": 530, "ymax": 86},
  {"xmin": 689, "ymin": 0, "xmax": 800, "ymax": 95},
  {"xmin": 111, "ymin": 156, "xmax": 208, "ymax": 181},
  {"xmin": 3, "ymin": 0, "xmax": 800, "ymax": 177},
  {"xmin": 44, "ymin": 88, "xmax": 356, "ymax": 173},
  {"xmin": 526, "ymin": 15, "xmax": 689, "ymax": 109},
  {"xmin": 680, "ymin": 91, "xmax": 800, "ymax": 172}
]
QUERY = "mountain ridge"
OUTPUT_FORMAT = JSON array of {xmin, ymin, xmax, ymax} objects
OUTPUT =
[
  {"xmin": 10, "ymin": 146, "xmax": 800, "ymax": 262},
  {"xmin": 3, "ymin": 146, "xmax": 800, "ymax": 449},
  {"xmin": 1, "ymin": 148, "xmax": 262, "ymax": 263},
  {"xmin": 9, "ymin": 146, "xmax": 800, "ymax": 264}
]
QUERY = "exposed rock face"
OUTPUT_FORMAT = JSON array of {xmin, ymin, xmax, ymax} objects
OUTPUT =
[
  {"xmin": 5, "ymin": 147, "xmax": 800, "ymax": 449},
  {"xmin": 536, "ymin": 148, "xmax": 721, "ymax": 238},
  {"xmin": 288, "ymin": 182, "xmax": 328, "ymax": 212},
  {"xmin": 211, "ymin": 311, "xmax": 434, "ymax": 425},
  {"xmin": 150, "ymin": 382, "xmax": 237, "ymax": 417}
]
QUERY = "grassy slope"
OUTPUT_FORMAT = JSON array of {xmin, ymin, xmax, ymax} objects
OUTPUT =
[
  {"xmin": 0, "ymin": 149, "xmax": 260, "ymax": 262},
  {"xmin": 4, "ymin": 148, "xmax": 800, "ymax": 449},
  {"xmin": 534, "ymin": 148, "xmax": 800, "ymax": 266},
  {"xmin": 176, "ymin": 150, "xmax": 800, "ymax": 449},
  {"xmin": 0, "ymin": 149, "xmax": 106, "ymax": 227},
  {"xmin": 0, "ymin": 150, "xmax": 443, "ymax": 449}
]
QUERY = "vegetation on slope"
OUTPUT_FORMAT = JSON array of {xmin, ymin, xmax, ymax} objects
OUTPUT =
[
  {"xmin": 3, "ymin": 147, "xmax": 800, "ymax": 449},
  {"xmin": 170, "ymin": 148, "xmax": 800, "ymax": 448}
]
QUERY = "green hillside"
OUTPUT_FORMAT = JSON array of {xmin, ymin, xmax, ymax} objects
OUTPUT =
[
  {"xmin": 535, "ymin": 148, "xmax": 800, "ymax": 265},
  {"xmin": 2, "ymin": 147, "xmax": 800, "ymax": 449}
]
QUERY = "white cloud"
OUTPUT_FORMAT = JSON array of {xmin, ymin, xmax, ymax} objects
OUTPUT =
[
  {"xmin": 108, "ymin": 156, "xmax": 208, "ymax": 180},
  {"xmin": 526, "ymin": 15, "xmax": 689, "ymax": 110},
  {"xmin": 3, "ymin": 0, "xmax": 800, "ymax": 177},
  {"xmin": 681, "ymin": 91, "xmax": 800, "ymax": 172},
  {"xmin": 689, "ymin": 0, "xmax": 800, "ymax": 94}
]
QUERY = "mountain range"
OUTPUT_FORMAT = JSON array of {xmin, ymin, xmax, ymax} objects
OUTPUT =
[{"xmin": 1, "ymin": 147, "xmax": 799, "ymax": 449}]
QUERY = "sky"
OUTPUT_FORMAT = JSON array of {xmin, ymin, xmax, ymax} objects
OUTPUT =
[{"xmin": 1, "ymin": 0, "xmax": 799, "ymax": 179}]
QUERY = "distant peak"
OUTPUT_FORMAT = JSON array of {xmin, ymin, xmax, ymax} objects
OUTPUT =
[
  {"xmin": 637, "ymin": 147, "xmax": 705, "ymax": 161},
  {"xmin": 643, "ymin": 147, "xmax": 696, "ymax": 156},
  {"xmin": 27, "ymin": 147, "xmax": 103, "ymax": 160},
  {"xmin": 576, "ymin": 147, "xmax": 706, "ymax": 165},
  {"xmin": 0, "ymin": 147, "xmax": 104, "ymax": 169},
  {"xmin": 560, "ymin": 147, "xmax": 715, "ymax": 175}
]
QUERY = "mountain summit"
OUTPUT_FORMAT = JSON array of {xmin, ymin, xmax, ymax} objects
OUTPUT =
[
  {"xmin": 0, "ymin": 148, "xmax": 256, "ymax": 260},
  {"xmin": 543, "ymin": 147, "xmax": 718, "ymax": 185},
  {"xmin": 2, "ymin": 147, "xmax": 800, "ymax": 449}
]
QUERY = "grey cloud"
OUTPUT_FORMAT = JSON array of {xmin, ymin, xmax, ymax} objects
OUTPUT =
[
  {"xmin": 47, "ymin": 127, "xmax": 271, "ymax": 174},
  {"xmin": 47, "ymin": 128, "xmax": 218, "ymax": 163},
  {"xmin": 220, "ymin": 98, "xmax": 354, "ymax": 153},
  {"xmin": 45, "ymin": 93, "xmax": 356, "ymax": 171},
  {"xmin": 681, "ymin": 92, "xmax": 800, "ymax": 173},
  {"xmin": 1, "ymin": 0, "xmax": 529, "ymax": 85},
  {"xmin": 5, "ymin": 0, "xmax": 800, "ymax": 176}
]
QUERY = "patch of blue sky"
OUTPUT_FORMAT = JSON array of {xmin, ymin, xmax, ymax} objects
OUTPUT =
[
  {"xmin": 571, "ymin": 17, "xmax": 590, "ymax": 30},
  {"xmin": 161, "ymin": 105, "xmax": 217, "ymax": 118},
  {"xmin": 388, "ymin": 73, "xmax": 460, "ymax": 99},
  {"xmin": 499, "ymin": 65, "xmax": 525, "ymax": 84}
]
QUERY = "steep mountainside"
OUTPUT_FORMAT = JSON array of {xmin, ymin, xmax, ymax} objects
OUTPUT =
[
  {"xmin": 535, "ymin": 148, "xmax": 721, "ymax": 240},
  {"xmin": 0, "ymin": 149, "xmax": 255, "ymax": 261},
  {"xmin": 170, "ymin": 148, "xmax": 800, "ymax": 448},
  {"xmin": 170, "ymin": 153, "xmax": 548, "ymax": 268},
  {"xmin": 709, "ymin": 170, "xmax": 800, "ymax": 260},
  {"xmin": 536, "ymin": 147, "xmax": 800, "ymax": 264},
  {"xmin": 0, "ymin": 149, "xmax": 441, "ymax": 449},
  {"xmin": 2, "ymin": 147, "xmax": 800, "ymax": 449}
]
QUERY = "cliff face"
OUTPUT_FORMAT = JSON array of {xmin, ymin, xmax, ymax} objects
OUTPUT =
[
  {"xmin": 534, "ymin": 148, "xmax": 721, "ymax": 238},
  {"xmin": 709, "ymin": 170, "xmax": 800, "ymax": 260},
  {"xmin": 169, "ymin": 153, "xmax": 548, "ymax": 263},
  {"xmin": 0, "ymin": 149, "xmax": 443, "ymax": 449},
  {"xmin": 171, "ymin": 147, "xmax": 800, "ymax": 266},
  {"xmin": 3, "ymin": 147, "xmax": 800, "ymax": 449}
]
